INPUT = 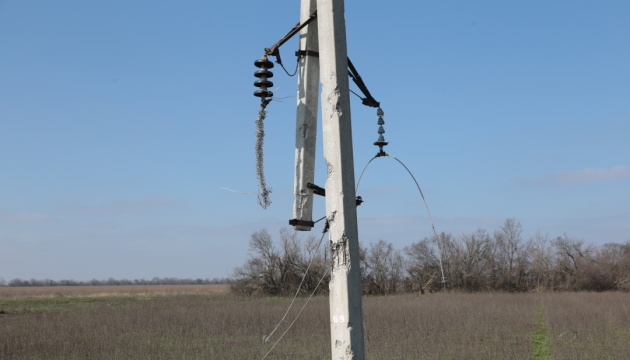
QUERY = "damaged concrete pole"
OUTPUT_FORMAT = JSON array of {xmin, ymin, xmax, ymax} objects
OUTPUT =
[
  {"xmin": 316, "ymin": 0, "xmax": 365, "ymax": 358},
  {"xmin": 292, "ymin": 0, "xmax": 320, "ymax": 231}
]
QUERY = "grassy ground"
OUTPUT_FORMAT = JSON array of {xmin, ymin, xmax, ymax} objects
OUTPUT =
[
  {"xmin": 0, "ymin": 284, "xmax": 230, "ymax": 299},
  {"xmin": 1, "ymin": 286, "xmax": 629, "ymax": 359},
  {"xmin": 540, "ymin": 292, "xmax": 630, "ymax": 360},
  {"xmin": 530, "ymin": 305, "xmax": 552, "ymax": 360}
]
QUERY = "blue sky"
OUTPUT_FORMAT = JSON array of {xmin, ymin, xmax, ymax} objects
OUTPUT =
[{"xmin": 1, "ymin": 1, "xmax": 628, "ymax": 282}]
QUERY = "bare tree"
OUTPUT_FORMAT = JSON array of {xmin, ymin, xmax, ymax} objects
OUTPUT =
[
  {"xmin": 232, "ymin": 229, "xmax": 281, "ymax": 295},
  {"xmin": 231, "ymin": 228, "xmax": 329, "ymax": 296},
  {"xmin": 552, "ymin": 234, "xmax": 594, "ymax": 290},
  {"xmin": 614, "ymin": 241, "xmax": 630, "ymax": 291},
  {"xmin": 404, "ymin": 238, "xmax": 441, "ymax": 293},
  {"xmin": 493, "ymin": 218, "xmax": 523, "ymax": 290},
  {"xmin": 584, "ymin": 242, "xmax": 625, "ymax": 291},
  {"xmin": 232, "ymin": 223, "xmax": 630, "ymax": 295},
  {"xmin": 458, "ymin": 229, "xmax": 493, "ymax": 291},
  {"xmin": 362, "ymin": 239, "xmax": 404, "ymax": 295},
  {"xmin": 525, "ymin": 232, "xmax": 556, "ymax": 291}
]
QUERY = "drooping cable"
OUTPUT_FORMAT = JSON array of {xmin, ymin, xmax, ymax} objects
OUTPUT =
[
  {"xmin": 356, "ymin": 153, "xmax": 447, "ymax": 289},
  {"xmin": 261, "ymin": 264, "xmax": 329, "ymax": 360},
  {"xmin": 279, "ymin": 56, "xmax": 299, "ymax": 77},
  {"xmin": 261, "ymin": 223, "xmax": 328, "ymax": 358},
  {"xmin": 388, "ymin": 155, "xmax": 447, "ymax": 288}
]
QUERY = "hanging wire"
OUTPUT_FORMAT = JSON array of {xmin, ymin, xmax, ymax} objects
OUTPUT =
[
  {"xmin": 260, "ymin": 223, "xmax": 329, "ymax": 359},
  {"xmin": 262, "ymin": 227, "xmax": 326, "ymax": 343},
  {"xmin": 279, "ymin": 57, "xmax": 300, "ymax": 77},
  {"xmin": 261, "ymin": 265, "xmax": 329, "ymax": 360},
  {"xmin": 356, "ymin": 154, "xmax": 448, "ymax": 289}
]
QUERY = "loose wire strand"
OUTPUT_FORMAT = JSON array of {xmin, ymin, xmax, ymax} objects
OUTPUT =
[
  {"xmin": 261, "ymin": 224, "xmax": 328, "ymax": 357},
  {"xmin": 280, "ymin": 57, "xmax": 300, "ymax": 77},
  {"xmin": 261, "ymin": 265, "xmax": 330, "ymax": 360},
  {"xmin": 356, "ymin": 153, "xmax": 448, "ymax": 288}
]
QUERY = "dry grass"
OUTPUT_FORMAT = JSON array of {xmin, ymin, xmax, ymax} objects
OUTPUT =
[
  {"xmin": 1, "ymin": 287, "xmax": 629, "ymax": 359},
  {"xmin": 0, "ymin": 284, "xmax": 229, "ymax": 299},
  {"xmin": 540, "ymin": 292, "xmax": 630, "ymax": 360},
  {"xmin": 0, "ymin": 292, "xmax": 328, "ymax": 360},
  {"xmin": 364, "ymin": 292, "xmax": 536, "ymax": 360}
]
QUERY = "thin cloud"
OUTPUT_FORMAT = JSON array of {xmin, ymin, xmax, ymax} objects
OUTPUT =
[
  {"xmin": 0, "ymin": 210, "xmax": 49, "ymax": 223},
  {"xmin": 451, "ymin": 216, "xmax": 504, "ymax": 227},
  {"xmin": 361, "ymin": 186, "xmax": 403, "ymax": 195},
  {"xmin": 67, "ymin": 198, "xmax": 181, "ymax": 215},
  {"xmin": 359, "ymin": 214, "xmax": 420, "ymax": 226},
  {"xmin": 219, "ymin": 187, "xmax": 255, "ymax": 195},
  {"xmin": 543, "ymin": 166, "xmax": 630, "ymax": 185}
]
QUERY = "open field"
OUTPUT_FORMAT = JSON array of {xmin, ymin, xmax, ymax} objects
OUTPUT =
[
  {"xmin": 0, "ymin": 284, "xmax": 230, "ymax": 299},
  {"xmin": 1, "ymin": 286, "xmax": 629, "ymax": 359},
  {"xmin": 540, "ymin": 292, "xmax": 630, "ymax": 360}
]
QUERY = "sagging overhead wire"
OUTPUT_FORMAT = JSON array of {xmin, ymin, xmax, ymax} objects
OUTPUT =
[
  {"xmin": 261, "ymin": 265, "xmax": 329, "ymax": 360},
  {"xmin": 355, "ymin": 108, "xmax": 447, "ymax": 288},
  {"xmin": 356, "ymin": 153, "xmax": 447, "ymax": 288},
  {"xmin": 260, "ymin": 223, "xmax": 330, "ymax": 360}
]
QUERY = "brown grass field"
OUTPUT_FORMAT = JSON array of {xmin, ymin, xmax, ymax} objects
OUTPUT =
[
  {"xmin": 0, "ymin": 284, "xmax": 230, "ymax": 299},
  {"xmin": 1, "ymin": 286, "xmax": 629, "ymax": 359}
]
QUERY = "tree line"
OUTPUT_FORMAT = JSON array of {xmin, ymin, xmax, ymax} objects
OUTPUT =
[
  {"xmin": 1, "ymin": 277, "xmax": 231, "ymax": 287},
  {"xmin": 231, "ymin": 219, "xmax": 630, "ymax": 296}
]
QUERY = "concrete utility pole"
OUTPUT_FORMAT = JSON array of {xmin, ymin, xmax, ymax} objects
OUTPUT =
[
  {"xmin": 292, "ymin": 0, "xmax": 319, "ymax": 231},
  {"xmin": 316, "ymin": 0, "xmax": 366, "ymax": 358},
  {"xmin": 290, "ymin": 0, "xmax": 365, "ymax": 357}
]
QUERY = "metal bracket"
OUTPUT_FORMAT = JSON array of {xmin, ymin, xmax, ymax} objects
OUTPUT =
[
  {"xmin": 296, "ymin": 50, "xmax": 320, "ymax": 58},
  {"xmin": 264, "ymin": 11, "xmax": 318, "ymax": 60},
  {"xmin": 307, "ymin": 182, "xmax": 326, "ymax": 196},
  {"xmin": 289, "ymin": 219, "xmax": 315, "ymax": 228}
]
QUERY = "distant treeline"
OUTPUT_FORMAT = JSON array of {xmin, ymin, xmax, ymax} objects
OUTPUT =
[
  {"xmin": 1, "ymin": 277, "xmax": 232, "ymax": 287},
  {"xmin": 232, "ymin": 219, "xmax": 630, "ymax": 296}
]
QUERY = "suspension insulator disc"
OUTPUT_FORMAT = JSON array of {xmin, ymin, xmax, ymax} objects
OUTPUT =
[
  {"xmin": 254, "ymin": 69, "xmax": 274, "ymax": 78},
  {"xmin": 254, "ymin": 89, "xmax": 274, "ymax": 98},
  {"xmin": 254, "ymin": 58, "xmax": 274, "ymax": 69},
  {"xmin": 254, "ymin": 79, "xmax": 274, "ymax": 88}
]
